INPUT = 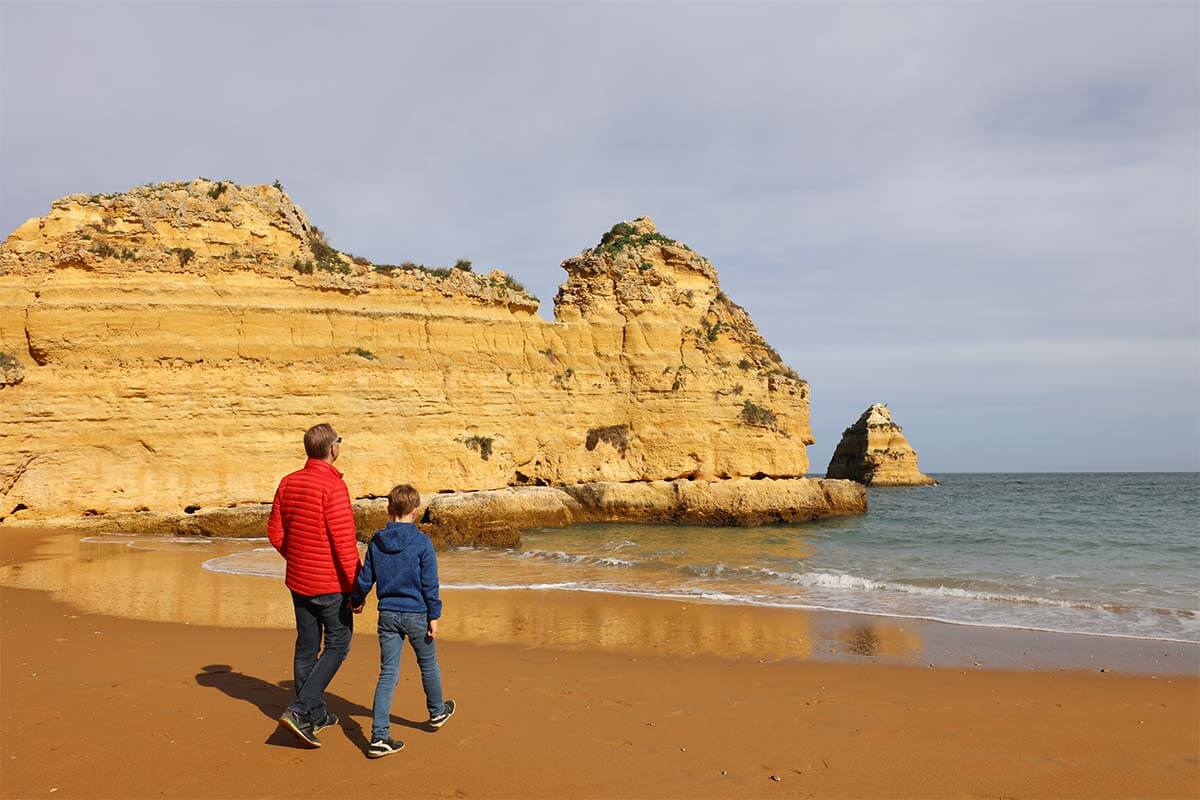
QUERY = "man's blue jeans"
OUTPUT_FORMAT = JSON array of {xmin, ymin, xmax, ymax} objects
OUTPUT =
[
  {"xmin": 373, "ymin": 611, "xmax": 445, "ymax": 741},
  {"xmin": 288, "ymin": 592, "xmax": 353, "ymax": 725}
]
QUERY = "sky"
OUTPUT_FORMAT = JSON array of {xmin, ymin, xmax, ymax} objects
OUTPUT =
[{"xmin": 3, "ymin": 1, "xmax": 1197, "ymax": 472}]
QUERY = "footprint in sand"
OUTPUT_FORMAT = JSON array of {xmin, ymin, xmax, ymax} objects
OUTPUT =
[{"xmin": 455, "ymin": 721, "xmax": 501, "ymax": 747}]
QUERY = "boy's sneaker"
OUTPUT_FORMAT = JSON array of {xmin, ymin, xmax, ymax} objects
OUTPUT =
[
  {"xmin": 312, "ymin": 712, "xmax": 338, "ymax": 733},
  {"xmin": 429, "ymin": 699, "xmax": 456, "ymax": 729},
  {"xmin": 278, "ymin": 710, "xmax": 322, "ymax": 748},
  {"xmin": 367, "ymin": 737, "xmax": 405, "ymax": 759}
]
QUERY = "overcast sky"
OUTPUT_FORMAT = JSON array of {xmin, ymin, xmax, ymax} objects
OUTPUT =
[{"xmin": 3, "ymin": 1, "xmax": 1197, "ymax": 471}]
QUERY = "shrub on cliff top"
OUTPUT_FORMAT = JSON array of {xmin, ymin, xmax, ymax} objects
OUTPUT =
[
  {"xmin": 419, "ymin": 264, "xmax": 453, "ymax": 278},
  {"xmin": 307, "ymin": 229, "xmax": 344, "ymax": 272},
  {"xmin": 493, "ymin": 273, "xmax": 531, "ymax": 295},
  {"xmin": 207, "ymin": 181, "xmax": 227, "ymax": 200},
  {"xmin": 593, "ymin": 221, "xmax": 689, "ymax": 256},
  {"xmin": 454, "ymin": 259, "xmax": 473, "ymax": 272},
  {"xmin": 775, "ymin": 365, "xmax": 802, "ymax": 382}
]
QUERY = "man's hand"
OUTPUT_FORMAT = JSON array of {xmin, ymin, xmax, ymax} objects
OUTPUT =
[
  {"xmin": 427, "ymin": 618, "xmax": 439, "ymax": 638},
  {"xmin": 352, "ymin": 604, "xmax": 364, "ymax": 614}
]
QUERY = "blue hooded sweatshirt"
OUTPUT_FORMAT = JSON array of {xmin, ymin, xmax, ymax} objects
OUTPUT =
[{"xmin": 351, "ymin": 522, "xmax": 442, "ymax": 619}]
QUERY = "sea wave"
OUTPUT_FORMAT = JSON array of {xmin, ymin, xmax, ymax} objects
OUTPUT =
[
  {"xmin": 754, "ymin": 569, "xmax": 1197, "ymax": 619},
  {"xmin": 518, "ymin": 549, "xmax": 639, "ymax": 568},
  {"xmin": 201, "ymin": 548, "xmax": 283, "ymax": 578}
]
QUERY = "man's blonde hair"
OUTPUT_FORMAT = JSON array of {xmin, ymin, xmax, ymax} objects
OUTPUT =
[
  {"xmin": 388, "ymin": 484, "xmax": 421, "ymax": 518},
  {"xmin": 303, "ymin": 423, "xmax": 339, "ymax": 459}
]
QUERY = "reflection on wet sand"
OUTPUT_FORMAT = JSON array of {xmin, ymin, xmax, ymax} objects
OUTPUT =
[
  {"xmin": 0, "ymin": 533, "xmax": 927, "ymax": 663},
  {"xmin": 439, "ymin": 588, "xmax": 817, "ymax": 659},
  {"xmin": 839, "ymin": 622, "xmax": 922, "ymax": 658}
]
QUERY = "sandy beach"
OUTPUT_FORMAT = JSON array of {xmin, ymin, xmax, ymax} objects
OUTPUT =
[{"xmin": 2, "ymin": 528, "xmax": 1197, "ymax": 799}]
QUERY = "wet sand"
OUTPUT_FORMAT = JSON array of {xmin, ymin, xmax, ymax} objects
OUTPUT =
[{"xmin": 2, "ymin": 528, "xmax": 1198, "ymax": 798}]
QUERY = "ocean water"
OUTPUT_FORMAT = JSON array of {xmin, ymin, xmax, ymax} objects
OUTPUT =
[{"xmin": 203, "ymin": 474, "xmax": 1200, "ymax": 643}]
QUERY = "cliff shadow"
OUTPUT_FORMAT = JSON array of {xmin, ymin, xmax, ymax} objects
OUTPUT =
[{"xmin": 195, "ymin": 664, "xmax": 430, "ymax": 751}]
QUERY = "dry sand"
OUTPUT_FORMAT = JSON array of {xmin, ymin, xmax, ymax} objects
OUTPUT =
[{"xmin": 1, "ymin": 528, "xmax": 1197, "ymax": 799}]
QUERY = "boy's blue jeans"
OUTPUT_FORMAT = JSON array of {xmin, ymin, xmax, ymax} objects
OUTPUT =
[{"xmin": 372, "ymin": 610, "xmax": 445, "ymax": 741}]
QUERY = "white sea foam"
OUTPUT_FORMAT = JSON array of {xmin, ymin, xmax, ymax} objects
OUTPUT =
[
  {"xmin": 82, "ymin": 535, "xmax": 214, "ymax": 549},
  {"xmin": 518, "ymin": 549, "xmax": 639, "ymax": 568},
  {"xmin": 201, "ymin": 548, "xmax": 283, "ymax": 578},
  {"xmin": 750, "ymin": 569, "xmax": 1197, "ymax": 618}
]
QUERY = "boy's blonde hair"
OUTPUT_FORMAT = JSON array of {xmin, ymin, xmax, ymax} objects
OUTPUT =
[{"xmin": 387, "ymin": 484, "xmax": 421, "ymax": 518}]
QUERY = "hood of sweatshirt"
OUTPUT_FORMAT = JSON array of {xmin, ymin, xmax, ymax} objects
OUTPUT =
[{"xmin": 372, "ymin": 522, "xmax": 425, "ymax": 554}]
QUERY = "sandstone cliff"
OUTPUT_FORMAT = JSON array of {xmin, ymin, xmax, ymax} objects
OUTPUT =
[
  {"xmin": 825, "ymin": 404, "xmax": 936, "ymax": 486},
  {"xmin": 0, "ymin": 179, "xmax": 854, "ymax": 533}
]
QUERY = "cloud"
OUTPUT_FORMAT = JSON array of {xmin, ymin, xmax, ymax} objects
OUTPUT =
[{"xmin": 2, "ymin": 1, "xmax": 1196, "ymax": 470}]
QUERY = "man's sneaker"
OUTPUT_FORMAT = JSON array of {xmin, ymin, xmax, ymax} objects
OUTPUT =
[
  {"xmin": 278, "ymin": 709, "xmax": 322, "ymax": 748},
  {"xmin": 312, "ymin": 712, "xmax": 338, "ymax": 734},
  {"xmin": 429, "ymin": 699, "xmax": 456, "ymax": 729},
  {"xmin": 367, "ymin": 737, "xmax": 404, "ymax": 759}
]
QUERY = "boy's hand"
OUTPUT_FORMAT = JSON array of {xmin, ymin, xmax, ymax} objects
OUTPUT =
[{"xmin": 427, "ymin": 618, "xmax": 439, "ymax": 638}]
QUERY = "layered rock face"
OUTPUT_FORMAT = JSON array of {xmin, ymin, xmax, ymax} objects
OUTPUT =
[
  {"xmin": 0, "ymin": 180, "xmax": 849, "ymax": 532},
  {"xmin": 825, "ymin": 404, "xmax": 937, "ymax": 486}
]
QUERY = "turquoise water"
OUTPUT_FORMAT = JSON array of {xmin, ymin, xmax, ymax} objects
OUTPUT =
[
  {"xmin": 203, "ymin": 474, "xmax": 1200, "ymax": 642},
  {"xmin": 433, "ymin": 474, "xmax": 1200, "ymax": 642}
]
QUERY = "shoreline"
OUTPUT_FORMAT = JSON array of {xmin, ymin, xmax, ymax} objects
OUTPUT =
[
  {"xmin": 5, "ymin": 528, "xmax": 1197, "ymax": 674},
  {"xmin": 201, "ymin": 546, "xmax": 1200, "ymax": 649},
  {"xmin": 431, "ymin": 582, "xmax": 1200, "ymax": 649}
]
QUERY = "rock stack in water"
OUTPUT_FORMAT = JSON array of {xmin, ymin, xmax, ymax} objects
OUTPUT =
[
  {"xmin": 0, "ymin": 180, "xmax": 867, "ymax": 539},
  {"xmin": 826, "ymin": 404, "xmax": 936, "ymax": 486}
]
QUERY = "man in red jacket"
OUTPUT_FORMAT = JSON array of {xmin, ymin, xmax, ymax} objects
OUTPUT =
[{"xmin": 267, "ymin": 422, "xmax": 362, "ymax": 748}]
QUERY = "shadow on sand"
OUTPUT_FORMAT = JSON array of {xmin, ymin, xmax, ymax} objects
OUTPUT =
[{"xmin": 195, "ymin": 664, "xmax": 430, "ymax": 751}]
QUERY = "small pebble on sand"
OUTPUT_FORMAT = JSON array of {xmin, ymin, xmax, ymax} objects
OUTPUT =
[{"xmin": 770, "ymin": 775, "xmax": 781, "ymax": 782}]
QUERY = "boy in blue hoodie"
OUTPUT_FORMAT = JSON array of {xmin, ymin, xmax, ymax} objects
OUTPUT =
[{"xmin": 351, "ymin": 484, "xmax": 455, "ymax": 758}]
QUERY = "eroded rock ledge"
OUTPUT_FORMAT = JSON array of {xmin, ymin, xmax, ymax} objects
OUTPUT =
[{"xmin": 3, "ymin": 478, "xmax": 867, "ymax": 549}]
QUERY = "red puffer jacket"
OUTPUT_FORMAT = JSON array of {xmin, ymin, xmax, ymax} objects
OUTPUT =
[{"xmin": 267, "ymin": 459, "xmax": 361, "ymax": 596}]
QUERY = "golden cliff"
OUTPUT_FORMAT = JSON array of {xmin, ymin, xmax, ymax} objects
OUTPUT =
[
  {"xmin": 0, "ymin": 179, "xmax": 864, "ymax": 538},
  {"xmin": 825, "ymin": 404, "xmax": 937, "ymax": 486}
]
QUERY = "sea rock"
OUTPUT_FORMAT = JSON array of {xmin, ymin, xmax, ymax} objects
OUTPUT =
[
  {"xmin": 825, "ymin": 404, "xmax": 937, "ymax": 486},
  {"xmin": 0, "ymin": 180, "xmax": 823, "ymax": 527}
]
